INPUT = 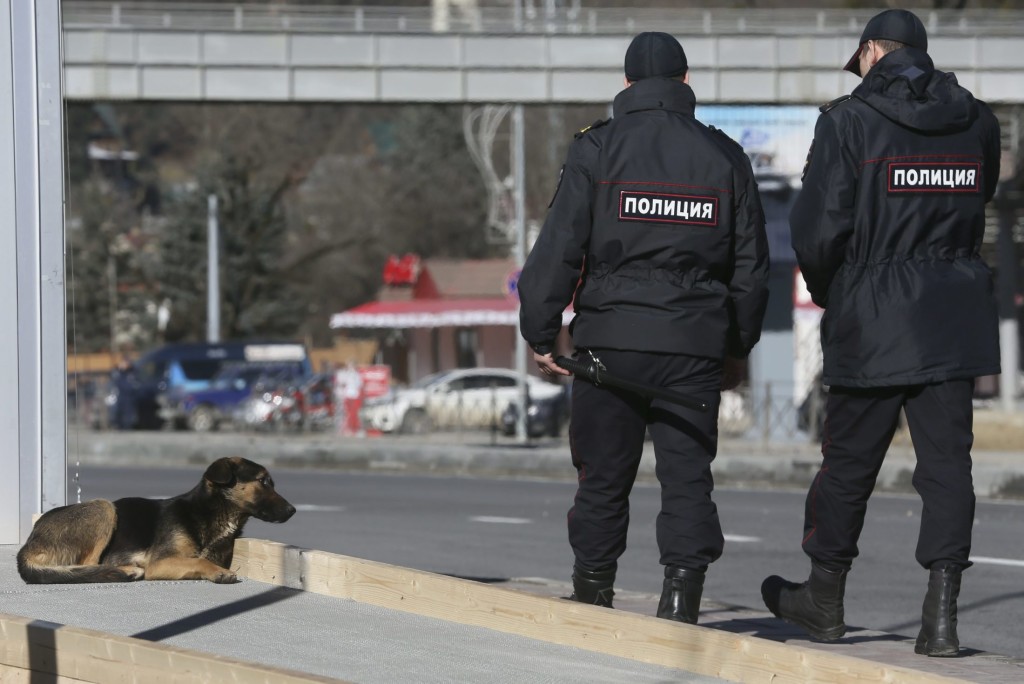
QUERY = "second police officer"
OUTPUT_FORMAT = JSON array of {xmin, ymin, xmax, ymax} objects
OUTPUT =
[{"xmin": 761, "ymin": 9, "xmax": 1002, "ymax": 657}]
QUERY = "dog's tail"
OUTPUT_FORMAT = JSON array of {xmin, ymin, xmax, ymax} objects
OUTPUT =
[{"xmin": 16, "ymin": 555, "xmax": 139, "ymax": 584}]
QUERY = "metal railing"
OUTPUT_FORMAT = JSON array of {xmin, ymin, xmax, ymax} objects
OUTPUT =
[{"xmin": 62, "ymin": 2, "xmax": 1024, "ymax": 36}]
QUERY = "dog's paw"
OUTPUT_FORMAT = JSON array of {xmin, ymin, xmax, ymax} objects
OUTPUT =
[
  {"xmin": 208, "ymin": 570, "xmax": 239, "ymax": 584},
  {"xmin": 117, "ymin": 565, "xmax": 145, "ymax": 581}
]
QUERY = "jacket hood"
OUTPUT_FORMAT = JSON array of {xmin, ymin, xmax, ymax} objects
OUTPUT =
[{"xmin": 851, "ymin": 47, "xmax": 977, "ymax": 134}]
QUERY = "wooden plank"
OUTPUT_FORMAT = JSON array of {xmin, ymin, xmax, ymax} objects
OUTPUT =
[
  {"xmin": 233, "ymin": 538, "xmax": 965, "ymax": 684},
  {"xmin": 0, "ymin": 663, "xmax": 88, "ymax": 683},
  {"xmin": 0, "ymin": 612, "xmax": 349, "ymax": 684}
]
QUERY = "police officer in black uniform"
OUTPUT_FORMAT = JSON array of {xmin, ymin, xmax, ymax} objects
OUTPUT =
[
  {"xmin": 760, "ymin": 9, "xmax": 1001, "ymax": 656},
  {"xmin": 518, "ymin": 32, "xmax": 769, "ymax": 624}
]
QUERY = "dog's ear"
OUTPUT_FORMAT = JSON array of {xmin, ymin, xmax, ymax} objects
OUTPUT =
[{"xmin": 203, "ymin": 458, "xmax": 236, "ymax": 487}]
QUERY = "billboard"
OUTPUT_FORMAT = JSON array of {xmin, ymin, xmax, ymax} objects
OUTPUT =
[{"xmin": 700, "ymin": 105, "xmax": 820, "ymax": 264}]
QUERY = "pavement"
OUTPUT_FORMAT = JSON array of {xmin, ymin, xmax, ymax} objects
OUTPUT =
[
  {"xmin": 8, "ymin": 423, "xmax": 1015, "ymax": 682},
  {"xmin": 0, "ymin": 546, "xmax": 722, "ymax": 684}
]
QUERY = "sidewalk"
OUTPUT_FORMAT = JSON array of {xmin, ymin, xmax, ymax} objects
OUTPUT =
[
  {"xmin": 4, "ymin": 541, "xmax": 1021, "ymax": 683},
  {"xmin": 0, "ymin": 545, "xmax": 721, "ymax": 684}
]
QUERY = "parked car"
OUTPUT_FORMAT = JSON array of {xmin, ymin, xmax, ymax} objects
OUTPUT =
[
  {"xmin": 360, "ymin": 368, "xmax": 564, "ymax": 434},
  {"xmin": 165, "ymin": 362, "xmax": 309, "ymax": 432},
  {"xmin": 500, "ymin": 390, "xmax": 569, "ymax": 438},
  {"xmin": 107, "ymin": 341, "xmax": 310, "ymax": 430}
]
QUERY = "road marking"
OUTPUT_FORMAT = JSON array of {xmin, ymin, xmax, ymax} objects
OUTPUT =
[
  {"xmin": 970, "ymin": 556, "xmax": 1024, "ymax": 568},
  {"xmin": 724, "ymin": 534, "xmax": 761, "ymax": 543},
  {"xmin": 295, "ymin": 504, "xmax": 345, "ymax": 513},
  {"xmin": 470, "ymin": 516, "xmax": 532, "ymax": 524}
]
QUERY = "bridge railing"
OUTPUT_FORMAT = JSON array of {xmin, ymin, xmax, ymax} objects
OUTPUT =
[{"xmin": 62, "ymin": 2, "xmax": 1024, "ymax": 36}]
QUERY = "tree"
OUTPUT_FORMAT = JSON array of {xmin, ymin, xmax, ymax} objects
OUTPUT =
[{"xmin": 66, "ymin": 101, "xmax": 518, "ymax": 350}]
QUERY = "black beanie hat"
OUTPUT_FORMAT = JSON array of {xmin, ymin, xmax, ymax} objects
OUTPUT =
[{"xmin": 624, "ymin": 32, "xmax": 688, "ymax": 82}]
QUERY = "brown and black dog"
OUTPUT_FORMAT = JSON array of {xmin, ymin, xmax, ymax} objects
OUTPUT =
[{"xmin": 17, "ymin": 457, "xmax": 295, "ymax": 584}]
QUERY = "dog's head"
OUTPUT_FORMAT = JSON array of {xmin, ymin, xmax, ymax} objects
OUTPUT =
[{"xmin": 203, "ymin": 457, "xmax": 297, "ymax": 523}]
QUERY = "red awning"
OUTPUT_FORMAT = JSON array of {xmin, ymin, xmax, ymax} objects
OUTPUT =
[{"xmin": 329, "ymin": 298, "xmax": 573, "ymax": 329}]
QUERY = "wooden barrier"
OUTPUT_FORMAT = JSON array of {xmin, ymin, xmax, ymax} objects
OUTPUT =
[
  {"xmin": 232, "ymin": 539, "xmax": 963, "ymax": 684},
  {"xmin": 0, "ymin": 612, "xmax": 347, "ymax": 684}
]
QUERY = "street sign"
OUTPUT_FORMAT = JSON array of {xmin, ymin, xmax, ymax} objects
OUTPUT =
[{"xmin": 504, "ymin": 269, "xmax": 521, "ymax": 303}]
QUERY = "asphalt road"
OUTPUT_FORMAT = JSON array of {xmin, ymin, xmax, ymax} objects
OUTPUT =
[{"xmin": 68, "ymin": 464, "xmax": 1024, "ymax": 660}]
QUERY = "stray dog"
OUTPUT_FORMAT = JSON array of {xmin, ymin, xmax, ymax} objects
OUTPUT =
[{"xmin": 17, "ymin": 457, "xmax": 296, "ymax": 584}]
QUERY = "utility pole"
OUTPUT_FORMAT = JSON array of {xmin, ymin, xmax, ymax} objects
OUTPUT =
[
  {"xmin": 107, "ymin": 254, "xmax": 117, "ymax": 353},
  {"xmin": 512, "ymin": 105, "xmax": 529, "ymax": 443},
  {"xmin": 207, "ymin": 194, "xmax": 221, "ymax": 343}
]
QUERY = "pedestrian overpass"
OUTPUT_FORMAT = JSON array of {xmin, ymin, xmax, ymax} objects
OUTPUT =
[{"xmin": 63, "ymin": 2, "xmax": 1024, "ymax": 104}]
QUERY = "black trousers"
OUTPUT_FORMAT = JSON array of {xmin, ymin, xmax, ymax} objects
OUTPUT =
[
  {"xmin": 802, "ymin": 380, "xmax": 976, "ymax": 572},
  {"xmin": 567, "ymin": 350, "xmax": 724, "ymax": 573}
]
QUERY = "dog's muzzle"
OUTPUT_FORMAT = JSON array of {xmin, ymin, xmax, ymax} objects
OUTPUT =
[{"xmin": 258, "ymin": 498, "xmax": 297, "ymax": 523}]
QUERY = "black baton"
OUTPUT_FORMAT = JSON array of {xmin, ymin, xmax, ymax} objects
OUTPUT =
[{"xmin": 556, "ymin": 356, "xmax": 709, "ymax": 413}]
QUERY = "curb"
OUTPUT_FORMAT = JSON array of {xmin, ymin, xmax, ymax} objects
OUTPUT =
[{"xmin": 69, "ymin": 431, "xmax": 1024, "ymax": 500}]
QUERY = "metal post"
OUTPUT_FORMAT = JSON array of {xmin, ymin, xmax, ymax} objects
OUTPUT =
[
  {"xmin": 762, "ymin": 381, "xmax": 773, "ymax": 445},
  {"xmin": 996, "ymin": 203, "xmax": 1019, "ymax": 412},
  {"xmin": 207, "ymin": 194, "xmax": 220, "ymax": 343},
  {"xmin": 512, "ymin": 104, "xmax": 529, "ymax": 443},
  {"xmin": 2, "ymin": 0, "xmax": 67, "ymax": 543},
  {"xmin": 107, "ymin": 254, "xmax": 117, "ymax": 353}
]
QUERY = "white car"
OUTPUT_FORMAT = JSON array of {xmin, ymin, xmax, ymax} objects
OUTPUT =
[{"xmin": 360, "ymin": 368, "xmax": 564, "ymax": 434}]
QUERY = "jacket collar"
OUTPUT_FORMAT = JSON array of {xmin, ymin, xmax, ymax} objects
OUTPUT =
[{"xmin": 612, "ymin": 77, "xmax": 697, "ymax": 119}]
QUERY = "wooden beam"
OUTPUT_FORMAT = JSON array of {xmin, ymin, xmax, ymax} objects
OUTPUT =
[
  {"xmin": 233, "ymin": 539, "xmax": 963, "ymax": 684},
  {"xmin": 0, "ymin": 612, "xmax": 348, "ymax": 684}
]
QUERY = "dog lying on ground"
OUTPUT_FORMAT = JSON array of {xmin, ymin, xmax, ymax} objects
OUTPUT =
[{"xmin": 17, "ymin": 457, "xmax": 295, "ymax": 584}]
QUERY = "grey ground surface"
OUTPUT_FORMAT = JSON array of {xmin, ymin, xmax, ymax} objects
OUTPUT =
[
  {"xmin": 13, "ymin": 428, "xmax": 1022, "ymax": 682},
  {"xmin": 0, "ymin": 546, "xmax": 722, "ymax": 684}
]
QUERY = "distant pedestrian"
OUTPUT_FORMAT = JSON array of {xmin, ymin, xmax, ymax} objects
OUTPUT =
[
  {"xmin": 110, "ymin": 355, "xmax": 138, "ymax": 430},
  {"xmin": 518, "ymin": 31, "xmax": 769, "ymax": 624},
  {"xmin": 336, "ymin": 362, "xmax": 364, "ymax": 437},
  {"xmin": 761, "ymin": 9, "xmax": 1001, "ymax": 657}
]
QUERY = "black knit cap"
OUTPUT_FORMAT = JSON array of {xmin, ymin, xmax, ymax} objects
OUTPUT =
[
  {"xmin": 844, "ymin": 9, "xmax": 928, "ymax": 76},
  {"xmin": 624, "ymin": 32, "xmax": 688, "ymax": 81}
]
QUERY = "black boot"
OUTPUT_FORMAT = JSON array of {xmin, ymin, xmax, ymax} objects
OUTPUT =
[
  {"xmin": 761, "ymin": 562, "xmax": 847, "ymax": 641},
  {"xmin": 656, "ymin": 566, "xmax": 704, "ymax": 624},
  {"xmin": 915, "ymin": 565, "xmax": 962, "ymax": 657},
  {"xmin": 569, "ymin": 566, "xmax": 615, "ymax": 608}
]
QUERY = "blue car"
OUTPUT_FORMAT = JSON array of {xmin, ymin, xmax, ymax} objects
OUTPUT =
[
  {"xmin": 108, "ymin": 341, "xmax": 310, "ymax": 430},
  {"xmin": 169, "ymin": 362, "xmax": 308, "ymax": 432}
]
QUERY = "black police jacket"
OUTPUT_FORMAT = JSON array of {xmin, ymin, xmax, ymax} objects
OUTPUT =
[
  {"xmin": 518, "ymin": 78, "xmax": 770, "ymax": 359},
  {"xmin": 792, "ymin": 47, "xmax": 1001, "ymax": 388}
]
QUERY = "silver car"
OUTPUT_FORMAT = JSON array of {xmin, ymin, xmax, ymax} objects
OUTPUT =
[{"xmin": 360, "ymin": 368, "xmax": 564, "ymax": 434}]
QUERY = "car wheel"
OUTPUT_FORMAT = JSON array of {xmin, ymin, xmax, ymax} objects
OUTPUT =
[
  {"xmin": 189, "ymin": 406, "xmax": 218, "ymax": 433},
  {"xmin": 400, "ymin": 409, "xmax": 432, "ymax": 435}
]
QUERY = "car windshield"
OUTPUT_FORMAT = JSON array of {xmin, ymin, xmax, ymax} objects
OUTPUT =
[
  {"xmin": 412, "ymin": 371, "xmax": 449, "ymax": 389},
  {"xmin": 209, "ymin": 364, "xmax": 290, "ymax": 390}
]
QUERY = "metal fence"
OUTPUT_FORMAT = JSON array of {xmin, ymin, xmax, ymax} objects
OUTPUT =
[
  {"xmin": 62, "ymin": 2, "xmax": 1024, "ymax": 36},
  {"xmin": 70, "ymin": 379, "xmax": 825, "ymax": 446}
]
